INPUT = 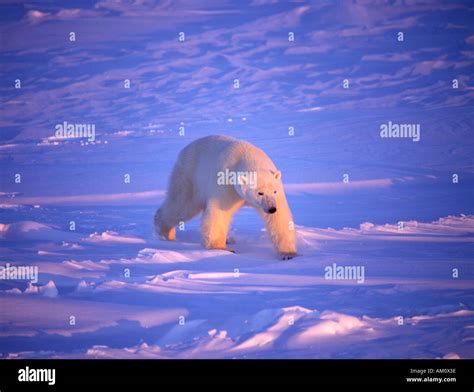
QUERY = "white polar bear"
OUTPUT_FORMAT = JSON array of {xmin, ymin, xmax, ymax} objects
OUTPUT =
[{"xmin": 154, "ymin": 135, "xmax": 297, "ymax": 259}]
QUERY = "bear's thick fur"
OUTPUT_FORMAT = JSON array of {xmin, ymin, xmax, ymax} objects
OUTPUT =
[{"xmin": 154, "ymin": 135, "xmax": 297, "ymax": 259}]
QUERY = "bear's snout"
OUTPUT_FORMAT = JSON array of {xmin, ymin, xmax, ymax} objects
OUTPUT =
[{"xmin": 267, "ymin": 207, "xmax": 277, "ymax": 214}]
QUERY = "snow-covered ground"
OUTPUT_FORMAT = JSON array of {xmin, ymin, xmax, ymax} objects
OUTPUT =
[
  {"xmin": 0, "ymin": 201, "xmax": 472, "ymax": 359},
  {"xmin": 1, "ymin": 0, "xmax": 473, "ymax": 359}
]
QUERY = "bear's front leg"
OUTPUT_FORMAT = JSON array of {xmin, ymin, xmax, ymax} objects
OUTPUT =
[
  {"xmin": 257, "ymin": 199, "xmax": 297, "ymax": 260},
  {"xmin": 279, "ymin": 252, "xmax": 296, "ymax": 260},
  {"xmin": 201, "ymin": 201, "xmax": 236, "ymax": 252}
]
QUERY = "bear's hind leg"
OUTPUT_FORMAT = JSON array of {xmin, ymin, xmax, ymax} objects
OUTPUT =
[
  {"xmin": 155, "ymin": 200, "xmax": 202, "ymax": 241},
  {"xmin": 166, "ymin": 227, "xmax": 176, "ymax": 241},
  {"xmin": 154, "ymin": 206, "xmax": 177, "ymax": 240},
  {"xmin": 154, "ymin": 161, "xmax": 202, "ymax": 241}
]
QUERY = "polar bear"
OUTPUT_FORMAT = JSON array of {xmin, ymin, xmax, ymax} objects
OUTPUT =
[{"xmin": 154, "ymin": 135, "xmax": 297, "ymax": 259}]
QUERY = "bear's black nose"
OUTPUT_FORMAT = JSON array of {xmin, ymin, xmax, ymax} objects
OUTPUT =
[{"xmin": 268, "ymin": 207, "xmax": 277, "ymax": 214}]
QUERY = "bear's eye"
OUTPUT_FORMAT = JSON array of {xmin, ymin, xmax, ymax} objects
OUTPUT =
[
  {"xmin": 258, "ymin": 192, "xmax": 264, "ymax": 196},
  {"xmin": 274, "ymin": 190, "xmax": 277, "ymax": 194}
]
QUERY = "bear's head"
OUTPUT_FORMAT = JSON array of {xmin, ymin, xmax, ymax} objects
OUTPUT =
[{"xmin": 235, "ymin": 170, "xmax": 282, "ymax": 214}]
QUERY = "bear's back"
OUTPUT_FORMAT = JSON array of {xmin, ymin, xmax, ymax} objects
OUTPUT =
[{"xmin": 179, "ymin": 135, "xmax": 274, "ymax": 176}]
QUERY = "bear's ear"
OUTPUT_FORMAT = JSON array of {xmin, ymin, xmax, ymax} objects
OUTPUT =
[
  {"xmin": 274, "ymin": 170, "xmax": 281, "ymax": 181},
  {"xmin": 238, "ymin": 174, "xmax": 248, "ymax": 185}
]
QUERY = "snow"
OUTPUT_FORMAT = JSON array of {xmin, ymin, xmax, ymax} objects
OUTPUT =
[
  {"xmin": 85, "ymin": 231, "xmax": 146, "ymax": 245},
  {"xmin": 38, "ymin": 280, "xmax": 59, "ymax": 298},
  {"xmin": 0, "ymin": 206, "xmax": 472, "ymax": 358},
  {"xmin": 0, "ymin": 0, "xmax": 473, "ymax": 360}
]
